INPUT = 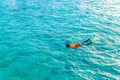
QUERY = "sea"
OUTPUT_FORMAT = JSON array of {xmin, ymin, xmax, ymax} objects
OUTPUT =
[{"xmin": 0, "ymin": 0, "xmax": 120, "ymax": 80}]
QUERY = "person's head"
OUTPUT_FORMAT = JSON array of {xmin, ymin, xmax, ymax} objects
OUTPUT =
[{"xmin": 66, "ymin": 44, "xmax": 69, "ymax": 48}]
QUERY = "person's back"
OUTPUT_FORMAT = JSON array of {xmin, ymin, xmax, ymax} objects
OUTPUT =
[{"xmin": 66, "ymin": 43, "xmax": 80, "ymax": 48}]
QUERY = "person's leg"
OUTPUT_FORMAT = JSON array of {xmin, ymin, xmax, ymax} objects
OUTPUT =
[
  {"xmin": 83, "ymin": 38, "xmax": 91, "ymax": 43},
  {"xmin": 82, "ymin": 38, "xmax": 93, "ymax": 45},
  {"xmin": 84, "ymin": 41, "xmax": 92, "ymax": 45}
]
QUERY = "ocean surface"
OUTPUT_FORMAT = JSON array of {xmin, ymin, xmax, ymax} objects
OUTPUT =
[{"xmin": 0, "ymin": 0, "xmax": 120, "ymax": 80}]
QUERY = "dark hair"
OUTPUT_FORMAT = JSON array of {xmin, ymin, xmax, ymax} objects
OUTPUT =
[{"xmin": 66, "ymin": 44, "xmax": 69, "ymax": 48}]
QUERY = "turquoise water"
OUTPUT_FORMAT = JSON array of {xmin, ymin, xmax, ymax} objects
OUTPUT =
[{"xmin": 0, "ymin": 0, "xmax": 120, "ymax": 80}]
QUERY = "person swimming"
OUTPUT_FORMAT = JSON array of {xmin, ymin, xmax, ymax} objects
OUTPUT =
[{"xmin": 66, "ymin": 38, "xmax": 93, "ymax": 48}]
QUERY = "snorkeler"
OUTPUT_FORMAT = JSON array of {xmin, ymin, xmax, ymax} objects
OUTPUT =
[{"xmin": 66, "ymin": 38, "xmax": 93, "ymax": 49}]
